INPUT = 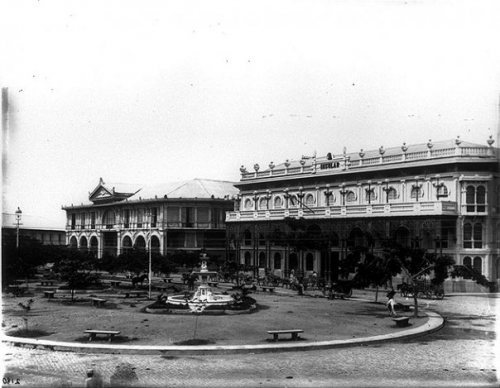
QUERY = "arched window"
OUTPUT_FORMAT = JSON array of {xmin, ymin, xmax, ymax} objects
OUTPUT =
[
  {"xmin": 466, "ymin": 185, "xmax": 487, "ymax": 213},
  {"xmin": 463, "ymin": 222, "xmax": 482, "ymax": 249},
  {"xmin": 244, "ymin": 251, "xmax": 251, "ymax": 266},
  {"xmin": 134, "ymin": 236, "xmax": 146, "ymax": 250},
  {"xmin": 387, "ymin": 187, "xmax": 398, "ymax": 201},
  {"xmin": 259, "ymin": 197, "xmax": 268, "ymax": 210},
  {"xmin": 411, "ymin": 186, "xmax": 423, "ymax": 200},
  {"xmin": 274, "ymin": 252, "xmax": 282, "ymax": 269},
  {"xmin": 436, "ymin": 185, "xmax": 448, "ymax": 198},
  {"xmin": 463, "ymin": 223, "xmax": 472, "ymax": 248},
  {"xmin": 289, "ymin": 195, "xmax": 299, "ymax": 207},
  {"xmin": 274, "ymin": 196, "xmax": 283, "ymax": 209},
  {"xmin": 244, "ymin": 198, "xmax": 253, "ymax": 210},
  {"xmin": 259, "ymin": 252, "xmax": 266, "ymax": 268},
  {"xmin": 466, "ymin": 186, "xmax": 475, "ymax": 211},
  {"xmin": 122, "ymin": 236, "xmax": 133, "ymax": 252},
  {"xmin": 463, "ymin": 256, "xmax": 472, "ymax": 279},
  {"xmin": 473, "ymin": 256, "xmax": 482, "ymax": 274},
  {"xmin": 365, "ymin": 188, "xmax": 376, "ymax": 202},
  {"xmin": 476, "ymin": 186, "xmax": 486, "ymax": 212},
  {"xmin": 79, "ymin": 236, "xmax": 88, "ymax": 250},
  {"xmin": 346, "ymin": 191, "xmax": 356, "ymax": 203},
  {"xmin": 473, "ymin": 223, "xmax": 482, "ymax": 248},
  {"xmin": 348, "ymin": 228, "xmax": 365, "ymax": 248},
  {"xmin": 69, "ymin": 236, "xmax": 78, "ymax": 249},
  {"xmin": 244, "ymin": 229, "xmax": 252, "ymax": 246},
  {"xmin": 151, "ymin": 235, "xmax": 160, "ymax": 253},
  {"xmin": 306, "ymin": 253, "xmax": 314, "ymax": 271},
  {"xmin": 90, "ymin": 236, "xmax": 98, "ymax": 256},
  {"xmin": 305, "ymin": 194, "xmax": 315, "ymax": 207}
]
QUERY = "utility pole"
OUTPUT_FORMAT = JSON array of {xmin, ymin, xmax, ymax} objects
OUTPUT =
[{"xmin": 148, "ymin": 208, "xmax": 152, "ymax": 300}]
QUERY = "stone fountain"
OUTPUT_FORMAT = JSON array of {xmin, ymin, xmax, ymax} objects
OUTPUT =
[{"xmin": 166, "ymin": 254, "xmax": 235, "ymax": 313}]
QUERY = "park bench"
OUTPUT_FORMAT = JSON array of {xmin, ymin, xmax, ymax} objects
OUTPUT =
[
  {"xmin": 393, "ymin": 316, "xmax": 410, "ymax": 327},
  {"xmin": 44, "ymin": 290, "xmax": 55, "ymax": 299},
  {"xmin": 84, "ymin": 329, "xmax": 121, "ymax": 342},
  {"xmin": 208, "ymin": 281, "xmax": 218, "ymax": 287},
  {"xmin": 261, "ymin": 286, "xmax": 275, "ymax": 293},
  {"xmin": 124, "ymin": 291, "xmax": 145, "ymax": 298},
  {"xmin": 110, "ymin": 281, "xmax": 121, "ymax": 287},
  {"xmin": 267, "ymin": 329, "xmax": 304, "ymax": 341},
  {"xmin": 163, "ymin": 278, "xmax": 173, "ymax": 283},
  {"xmin": 40, "ymin": 280, "xmax": 55, "ymax": 286},
  {"xmin": 90, "ymin": 298, "xmax": 107, "ymax": 307}
]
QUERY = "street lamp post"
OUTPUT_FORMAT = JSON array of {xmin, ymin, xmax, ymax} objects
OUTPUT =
[
  {"xmin": 15, "ymin": 207, "xmax": 22, "ymax": 248},
  {"xmin": 148, "ymin": 208, "xmax": 152, "ymax": 300},
  {"xmin": 14, "ymin": 207, "xmax": 27, "ymax": 290}
]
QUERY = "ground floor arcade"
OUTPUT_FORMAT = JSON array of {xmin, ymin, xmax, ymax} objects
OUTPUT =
[
  {"xmin": 226, "ymin": 216, "xmax": 499, "ymax": 292},
  {"xmin": 66, "ymin": 228, "xmax": 227, "ymax": 260}
]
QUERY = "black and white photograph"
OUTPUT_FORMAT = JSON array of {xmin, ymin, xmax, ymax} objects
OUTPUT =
[{"xmin": 1, "ymin": 0, "xmax": 499, "ymax": 387}]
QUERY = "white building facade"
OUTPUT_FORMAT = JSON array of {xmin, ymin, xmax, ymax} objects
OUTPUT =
[
  {"xmin": 226, "ymin": 138, "xmax": 499, "ymax": 292},
  {"xmin": 63, "ymin": 178, "xmax": 238, "ymax": 261}
]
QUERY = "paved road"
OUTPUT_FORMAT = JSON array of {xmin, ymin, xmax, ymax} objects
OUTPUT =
[{"xmin": 2, "ymin": 293, "xmax": 497, "ymax": 387}]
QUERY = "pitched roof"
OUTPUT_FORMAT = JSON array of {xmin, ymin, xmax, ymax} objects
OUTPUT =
[{"xmin": 129, "ymin": 178, "xmax": 238, "ymax": 200}]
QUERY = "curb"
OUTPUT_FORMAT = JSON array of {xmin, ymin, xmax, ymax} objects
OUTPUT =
[{"xmin": 1, "ymin": 311, "xmax": 444, "ymax": 355}]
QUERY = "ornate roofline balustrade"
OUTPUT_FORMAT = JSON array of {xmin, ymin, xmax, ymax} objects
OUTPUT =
[{"xmin": 239, "ymin": 140, "xmax": 496, "ymax": 181}]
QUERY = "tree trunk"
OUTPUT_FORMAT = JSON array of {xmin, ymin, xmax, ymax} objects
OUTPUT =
[
  {"xmin": 375, "ymin": 286, "xmax": 379, "ymax": 302},
  {"xmin": 413, "ymin": 292, "xmax": 419, "ymax": 317}
]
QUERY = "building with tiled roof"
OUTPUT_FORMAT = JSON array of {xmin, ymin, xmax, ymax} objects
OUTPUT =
[
  {"xmin": 2, "ymin": 211, "xmax": 66, "ymax": 246},
  {"xmin": 62, "ymin": 178, "xmax": 238, "ymax": 261},
  {"xmin": 226, "ymin": 137, "xmax": 499, "ymax": 293}
]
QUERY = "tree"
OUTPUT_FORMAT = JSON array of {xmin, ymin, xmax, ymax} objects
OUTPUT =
[
  {"xmin": 381, "ymin": 240, "xmax": 455, "ymax": 317},
  {"xmin": 352, "ymin": 252, "xmax": 400, "ymax": 302},
  {"xmin": 1, "ymin": 235, "xmax": 64, "ymax": 287},
  {"xmin": 151, "ymin": 253, "xmax": 176, "ymax": 276},
  {"xmin": 113, "ymin": 249, "xmax": 149, "ymax": 275},
  {"xmin": 168, "ymin": 250, "xmax": 200, "ymax": 269},
  {"xmin": 450, "ymin": 265, "xmax": 493, "ymax": 290},
  {"xmin": 52, "ymin": 248, "xmax": 100, "ymax": 302}
]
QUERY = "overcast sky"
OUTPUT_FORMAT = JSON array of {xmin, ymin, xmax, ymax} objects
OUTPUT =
[{"xmin": 1, "ymin": 0, "xmax": 499, "ymax": 228}]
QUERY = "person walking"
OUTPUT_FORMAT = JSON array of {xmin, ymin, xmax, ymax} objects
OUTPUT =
[{"xmin": 386, "ymin": 289, "xmax": 397, "ymax": 317}]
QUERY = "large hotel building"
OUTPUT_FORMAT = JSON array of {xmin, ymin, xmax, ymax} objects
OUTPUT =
[{"xmin": 225, "ymin": 137, "xmax": 499, "ymax": 292}]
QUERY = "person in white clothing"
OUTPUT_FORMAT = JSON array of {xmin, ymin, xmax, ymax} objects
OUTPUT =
[{"xmin": 386, "ymin": 289, "xmax": 397, "ymax": 317}]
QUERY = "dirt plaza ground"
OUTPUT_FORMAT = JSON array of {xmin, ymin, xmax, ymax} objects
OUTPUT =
[
  {"xmin": 2, "ymin": 286, "xmax": 427, "ymax": 346},
  {"xmin": 2, "ymin": 292, "xmax": 497, "ymax": 388}
]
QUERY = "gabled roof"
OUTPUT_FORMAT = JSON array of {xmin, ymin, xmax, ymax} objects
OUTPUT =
[{"xmin": 88, "ymin": 177, "xmax": 140, "ymax": 203}]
